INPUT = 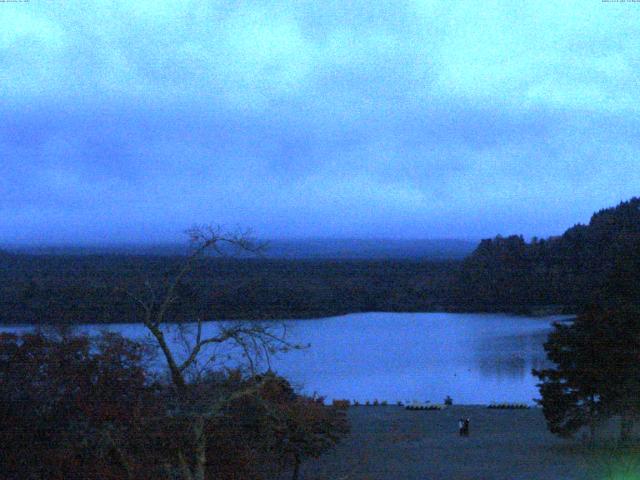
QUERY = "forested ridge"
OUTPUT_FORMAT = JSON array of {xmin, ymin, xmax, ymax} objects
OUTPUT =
[
  {"xmin": 457, "ymin": 197, "xmax": 640, "ymax": 312},
  {"xmin": 0, "ymin": 256, "xmax": 459, "ymax": 323},
  {"xmin": 1, "ymin": 197, "xmax": 638, "ymax": 323}
]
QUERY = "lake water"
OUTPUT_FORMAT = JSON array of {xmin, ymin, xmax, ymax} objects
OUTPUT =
[{"xmin": 0, "ymin": 312, "xmax": 571, "ymax": 405}]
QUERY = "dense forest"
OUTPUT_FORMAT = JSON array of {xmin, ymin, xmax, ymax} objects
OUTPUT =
[
  {"xmin": 1, "ymin": 198, "xmax": 638, "ymax": 323},
  {"xmin": 0, "ymin": 256, "xmax": 459, "ymax": 323},
  {"xmin": 457, "ymin": 197, "xmax": 640, "ymax": 312}
]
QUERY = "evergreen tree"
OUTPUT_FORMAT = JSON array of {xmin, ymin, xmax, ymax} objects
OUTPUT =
[
  {"xmin": 458, "ymin": 197, "xmax": 640, "ymax": 311},
  {"xmin": 593, "ymin": 306, "xmax": 640, "ymax": 442},
  {"xmin": 533, "ymin": 310, "xmax": 605, "ymax": 440},
  {"xmin": 534, "ymin": 306, "xmax": 640, "ymax": 442}
]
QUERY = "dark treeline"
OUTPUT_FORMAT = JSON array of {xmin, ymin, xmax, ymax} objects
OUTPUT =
[
  {"xmin": 0, "ymin": 256, "xmax": 459, "ymax": 323},
  {"xmin": 457, "ymin": 197, "xmax": 640, "ymax": 312},
  {"xmin": 2, "ymin": 197, "xmax": 639, "ymax": 323}
]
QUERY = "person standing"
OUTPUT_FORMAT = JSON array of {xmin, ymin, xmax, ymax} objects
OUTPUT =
[
  {"xmin": 458, "ymin": 418, "xmax": 465, "ymax": 436},
  {"xmin": 463, "ymin": 418, "xmax": 470, "ymax": 436}
]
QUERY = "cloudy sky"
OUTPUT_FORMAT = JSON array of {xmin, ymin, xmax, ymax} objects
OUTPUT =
[{"xmin": 1, "ymin": 0, "xmax": 639, "ymax": 244}]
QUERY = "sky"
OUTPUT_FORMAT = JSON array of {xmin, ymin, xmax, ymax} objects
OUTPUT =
[{"xmin": 1, "ymin": 0, "xmax": 639, "ymax": 244}]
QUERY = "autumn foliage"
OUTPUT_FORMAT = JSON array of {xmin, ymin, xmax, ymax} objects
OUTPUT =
[{"xmin": 0, "ymin": 331, "xmax": 348, "ymax": 479}]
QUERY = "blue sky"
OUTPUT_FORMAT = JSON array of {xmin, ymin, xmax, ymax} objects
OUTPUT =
[{"xmin": 1, "ymin": 0, "xmax": 639, "ymax": 244}]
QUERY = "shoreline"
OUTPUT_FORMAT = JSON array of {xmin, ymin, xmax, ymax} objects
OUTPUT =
[{"xmin": 0, "ymin": 307, "xmax": 575, "ymax": 326}]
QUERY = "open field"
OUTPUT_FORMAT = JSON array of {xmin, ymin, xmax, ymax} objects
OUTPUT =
[{"xmin": 296, "ymin": 406, "xmax": 639, "ymax": 480}]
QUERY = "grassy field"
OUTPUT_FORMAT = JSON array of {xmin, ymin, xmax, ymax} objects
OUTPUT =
[{"xmin": 296, "ymin": 406, "xmax": 640, "ymax": 480}]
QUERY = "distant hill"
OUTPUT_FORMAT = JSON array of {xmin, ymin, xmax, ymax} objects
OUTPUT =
[
  {"xmin": 2, "ymin": 199, "xmax": 638, "ymax": 323},
  {"xmin": 5, "ymin": 238, "xmax": 477, "ymax": 261},
  {"xmin": 262, "ymin": 239, "xmax": 477, "ymax": 260},
  {"xmin": 457, "ymin": 197, "xmax": 640, "ymax": 311}
]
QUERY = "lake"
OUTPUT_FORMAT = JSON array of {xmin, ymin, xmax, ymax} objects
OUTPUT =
[{"xmin": 0, "ymin": 312, "xmax": 571, "ymax": 405}]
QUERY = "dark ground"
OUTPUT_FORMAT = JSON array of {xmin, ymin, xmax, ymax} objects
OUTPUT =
[{"xmin": 295, "ymin": 406, "xmax": 639, "ymax": 480}]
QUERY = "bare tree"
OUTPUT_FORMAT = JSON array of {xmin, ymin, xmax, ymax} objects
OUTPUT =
[{"xmin": 123, "ymin": 226, "xmax": 301, "ymax": 480}]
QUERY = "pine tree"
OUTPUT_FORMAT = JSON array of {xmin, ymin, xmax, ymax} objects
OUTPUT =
[
  {"xmin": 534, "ymin": 306, "xmax": 640, "ymax": 443},
  {"xmin": 533, "ymin": 311, "xmax": 604, "ymax": 440}
]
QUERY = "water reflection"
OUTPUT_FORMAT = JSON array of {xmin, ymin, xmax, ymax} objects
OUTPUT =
[
  {"xmin": 271, "ymin": 313, "xmax": 571, "ymax": 404},
  {"xmin": 475, "ymin": 331, "xmax": 552, "ymax": 380}
]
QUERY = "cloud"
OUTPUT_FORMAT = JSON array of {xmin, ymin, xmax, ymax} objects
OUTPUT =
[{"xmin": 1, "ymin": 1, "xmax": 639, "ymax": 243}]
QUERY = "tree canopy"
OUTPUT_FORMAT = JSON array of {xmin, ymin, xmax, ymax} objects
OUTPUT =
[
  {"xmin": 458, "ymin": 197, "xmax": 640, "ymax": 311},
  {"xmin": 533, "ymin": 305, "xmax": 640, "ymax": 442},
  {"xmin": 0, "ymin": 227, "xmax": 349, "ymax": 479},
  {"xmin": 0, "ymin": 330, "xmax": 348, "ymax": 479}
]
